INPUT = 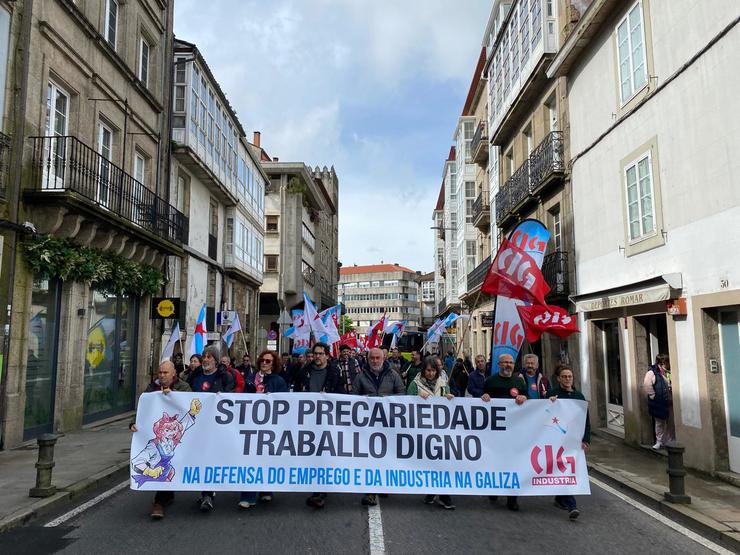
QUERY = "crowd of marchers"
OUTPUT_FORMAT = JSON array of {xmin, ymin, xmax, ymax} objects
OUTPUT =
[{"xmin": 131, "ymin": 344, "xmax": 590, "ymax": 522}]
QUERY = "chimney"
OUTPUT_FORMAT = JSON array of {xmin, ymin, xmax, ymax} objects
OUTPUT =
[
  {"xmin": 273, "ymin": 156, "xmax": 279, "ymax": 162},
  {"xmin": 253, "ymin": 131, "xmax": 261, "ymax": 147}
]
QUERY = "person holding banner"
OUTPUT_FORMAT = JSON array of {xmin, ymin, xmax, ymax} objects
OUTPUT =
[
  {"xmin": 353, "ymin": 347, "xmax": 406, "ymax": 506},
  {"xmin": 466, "ymin": 355, "xmax": 488, "ymax": 398},
  {"xmin": 406, "ymin": 356, "xmax": 456, "ymax": 510},
  {"xmin": 337, "ymin": 344, "xmax": 361, "ymax": 394},
  {"xmin": 521, "ymin": 354, "xmax": 551, "ymax": 400},
  {"xmin": 482, "ymin": 353, "xmax": 527, "ymax": 512},
  {"xmin": 547, "ymin": 365, "xmax": 590, "ymax": 520},
  {"xmin": 184, "ymin": 346, "xmax": 235, "ymax": 512},
  {"xmin": 239, "ymin": 350, "xmax": 287, "ymax": 510},
  {"xmin": 129, "ymin": 361, "xmax": 191, "ymax": 520}
]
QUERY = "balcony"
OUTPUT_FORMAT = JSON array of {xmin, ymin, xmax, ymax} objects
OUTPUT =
[
  {"xmin": 466, "ymin": 255, "xmax": 491, "ymax": 293},
  {"xmin": 29, "ymin": 136, "xmax": 188, "ymax": 247},
  {"xmin": 0, "ymin": 131, "xmax": 10, "ymax": 195},
  {"xmin": 542, "ymin": 250, "xmax": 569, "ymax": 301},
  {"xmin": 495, "ymin": 132, "xmax": 565, "ymax": 226},
  {"xmin": 471, "ymin": 121, "xmax": 488, "ymax": 166},
  {"xmin": 437, "ymin": 298, "xmax": 447, "ymax": 315},
  {"xmin": 472, "ymin": 192, "xmax": 490, "ymax": 230},
  {"xmin": 303, "ymin": 266, "xmax": 316, "ymax": 287}
]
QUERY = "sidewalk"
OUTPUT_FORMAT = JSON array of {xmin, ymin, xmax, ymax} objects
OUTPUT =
[
  {"xmin": 0, "ymin": 416, "xmax": 133, "ymax": 532},
  {"xmin": 588, "ymin": 431, "xmax": 740, "ymax": 552}
]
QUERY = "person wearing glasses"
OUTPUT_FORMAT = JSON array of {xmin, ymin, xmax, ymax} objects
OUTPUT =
[
  {"xmin": 239, "ymin": 350, "xmax": 287, "ymax": 509},
  {"xmin": 299, "ymin": 342, "xmax": 345, "ymax": 509}
]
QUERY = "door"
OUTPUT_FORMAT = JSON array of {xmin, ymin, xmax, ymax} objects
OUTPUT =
[
  {"xmin": 83, "ymin": 290, "xmax": 138, "ymax": 422},
  {"xmin": 602, "ymin": 320, "xmax": 625, "ymax": 436},
  {"xmin": 97, "ymin": 123, "xmax": 113, "ymax": 208},
  {"xmin": 43, "ymin": 82, "xmax": 69, "ymax": 189},
  {"xmin": 23, "ymin": 278, "xmax": 61, "ymax": 439},
  {"xmin": 720, "ymin": 310, "xmax": 740, "ymax": 473}
]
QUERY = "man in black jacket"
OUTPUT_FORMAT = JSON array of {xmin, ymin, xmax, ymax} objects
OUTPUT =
[{"xmin": 301, "ymin": 343, "xmax": 344, "ymax": 509}]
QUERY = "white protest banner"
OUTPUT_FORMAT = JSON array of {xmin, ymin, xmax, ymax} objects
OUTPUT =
[{"xmin": 130, "ymin": 393, "xmax": 590, "ymax": 496}]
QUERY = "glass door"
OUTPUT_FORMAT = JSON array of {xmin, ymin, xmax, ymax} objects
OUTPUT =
[
  {"xmin": 601, "ymin": 320, "xmax": 624, "ymax": 436},
  {"xmin": 43, "ymin": 82, "xmax": 69, "ymax": 189},
  {"xmin": 720, "ymin": 310, "xmax": 740, "ymax": 473},
  {"xmin": 24, "ymin": 278, "xmax": 61, "ymax": 439},
  {"xmin": 83, "ymin": 290, "xmax": 138, "ymax": 422},
  {"xmin": 97, "ymin": 123, "xmax": 113, "ymax": 208}
]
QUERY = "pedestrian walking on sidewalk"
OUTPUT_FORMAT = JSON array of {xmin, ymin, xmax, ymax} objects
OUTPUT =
[
  {"xmin": 643, "ymin": 354, "xmax": 674, "ymax": 449},
  {"xmin": 408, "ymin": 356, "xmax": 456, "ymax": 510},
  {"xmin": 547, "ymin": 365, "xmax": 590, "ymax": 521},
  {"xmin": 353, "ymin": 347, "xmax": 405, "ymax": 506},
  {"xmin": 481, "ymin": 353, "xmax": 527, "ymax": 512},
  {"xmin": 129, "ymin": 360, "xmax": 192, "ymax": 520}
]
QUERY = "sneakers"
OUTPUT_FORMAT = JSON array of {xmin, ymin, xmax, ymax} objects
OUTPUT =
[
  {"xmin": 569, "ymin": 508, "xmax": 580, "ymax": 521},
  {"xmin": 506, "ymin": 497, "xmax": 519, "ymax": 511},
  {"xmin": 150, "ymin": 503, "xmax": 165, "ymax": 520},
  {"xmin": 361, "ymin": 494, "xmax": 378, "ymax": 506},
  {"xmin": 200, "ymin": 495, "xmax": 214, "ymax": 512},
  {"xmin": 306, "ymin": 495, "xmax": 325, "ymax": 509},
  {"xmin": 652, "ymin": 442, "xmax": 663, "ymax": 450},
  {"xmin": 438, "ymin": 496, "xmax": 455, "ymax": 510},
  {"xmin": 259, "ymin": 494, "xmax": 272, "ymax": 502},
  {"xmin": 423, "ymin": 495, "xmax": 436, "ymax": 505},
  {"xmin": 237, "ymin": 500, "xmax": 255, "ymax": 509}
]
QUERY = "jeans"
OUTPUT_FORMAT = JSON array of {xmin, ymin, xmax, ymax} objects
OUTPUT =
[
  {"xmin": 240, "ymin": 492, "xmax": 258, "ymax": 504},
  {"xmin": 555, "ymin": 495, "xmax": 577, "ymax": 510},
  {"xmin": 153, "ymin": 491, "xmax": 174, "ymax": 505}
]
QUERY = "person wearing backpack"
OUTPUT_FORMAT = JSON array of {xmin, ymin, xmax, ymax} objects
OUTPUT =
[{"xmin": 643, "ymin": 354, "xmax": 674, "ymax": 449}]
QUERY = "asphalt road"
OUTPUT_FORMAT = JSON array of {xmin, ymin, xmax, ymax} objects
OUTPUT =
[{"xmin": 0, "ymin": 480, "xmax": 726, "ymax": 555}]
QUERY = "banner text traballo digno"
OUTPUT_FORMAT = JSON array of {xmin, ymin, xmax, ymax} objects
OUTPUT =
[{"xmin": 130, "ymin": 393, "xmax": 591, "ymax": 496}]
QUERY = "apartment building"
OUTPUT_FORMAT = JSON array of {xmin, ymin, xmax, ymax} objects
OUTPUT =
[
  {"xmin": 170, "ymin": 39, "xmax": 265, "ymax": 359},
  {"xmin": 1, "ymin": 0, "xmax": 185, "ymax": 446},
  {"xmin": 417, "ymin": 271, "xmax": 436, "ymax": 330},
  {"xmin": 548, "ymin": 0, "xmax": 740, "ymax": 473},
  {"xmin": 338, "ymin": 264, "xmax": 421, "ymax": 332}
]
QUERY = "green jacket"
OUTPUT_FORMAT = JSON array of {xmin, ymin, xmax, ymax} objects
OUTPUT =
[{"xmin": 546, "ymin": 386, "xmax": 591, "ymax": 443}]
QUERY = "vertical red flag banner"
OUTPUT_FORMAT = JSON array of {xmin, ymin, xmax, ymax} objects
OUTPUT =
[
  {"xmin": 481, "ymin": 238, "xmax": 551, "ymax": 305},
  {"xmin": 516, "ymin": 304, "xmax": 580, "ymax": 343},
  {"xmin": 490, "ymin": 219, "xmax": 551, "ymax": 363}
]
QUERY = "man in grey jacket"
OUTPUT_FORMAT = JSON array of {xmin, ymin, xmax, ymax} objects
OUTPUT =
[{"xmin": 353, "ymin": 347, "xmax": 405, "ymax": 506}]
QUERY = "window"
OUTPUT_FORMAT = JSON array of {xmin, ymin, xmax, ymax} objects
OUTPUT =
[
  {"xmin": 616, "ymin": 1, "xmax": 648, "ymax": 104},
  {"xmin": 463, "ymin": 120, "xmax": 474, "ymax": 160},
  {"xmin": 174, "ymin": 85, "xmax": 185, "ymax": 112},
  {"xmin": 266, "ymin": 215, "xmax": 278, "ymax": 232},
  {"xmin": 265, "ymin": 254, "xmax": 278, "ymax": 272},
  {"xmin": 104, "ymin": 0, "xmax": 118, "ymax": 50},
  {"xmin": 301, "ymin": 223, "xmax": 315, "ymax": 252},
  {"xmin": 550, "ymin": 206, "xmax": 562, "ymax": 251},
  {"xmin": 624, "ymin": 151, "xmax": 655, "ymax": 241},
  {"xmin": 134, "ymin": 153, "xmax": 146, "ymax": 185},
  {"xmin": 97, "ymin": 122, "xmax": 113, "ymax": 206},
  {"xmin": 384, "ymin": 280, "xmax": 399, "ymax": 287},
  {"xmin": 139, "ymin": 38, "xmax": 150, "ymax": 87},
  {"xmin": 465, "ymin": 181, "xmax": 475, "ymax": 223},
  {"xmin": 531, "ymin": 0, "xmax": 542, "ymax": 49},
  {"xmin": 545, "ymin": 94, "xmax": 558, "ymax": 132},
  {"xmin": 520, "ymin": 0, "xmax": 530, "ymax": 65},
  {"xmin": 466, "ymin": 240, "xmax": 476, "ymax": 273}
]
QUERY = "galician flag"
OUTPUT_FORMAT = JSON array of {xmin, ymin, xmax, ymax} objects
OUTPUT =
[
  {"xmin": 160, "ymin": 322, "xmax": 181, "ymax": 363},
  {"xmin": 319, "ymin": 305, "xmax": 341, "ymax": 345},
  {"xmin": 303, "ymin": 292, "xmax": 330, "ymax": 340},
  {"xmin": 222, "ymin": 313, "xmax": 242, "ymax": 349},
  {"xmin": 189, "ymin": 304, "xmax": 207, "ymax": 356}
]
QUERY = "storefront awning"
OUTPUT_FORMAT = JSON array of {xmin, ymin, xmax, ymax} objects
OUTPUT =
[{"xmin": 571, "ymin": 273, "xmax": 682, "ymax": 313}]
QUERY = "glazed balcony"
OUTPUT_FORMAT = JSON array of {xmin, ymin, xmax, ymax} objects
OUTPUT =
[{"xmin": 466, "ymin": 255, "xmax": 491, "ymax": 294}]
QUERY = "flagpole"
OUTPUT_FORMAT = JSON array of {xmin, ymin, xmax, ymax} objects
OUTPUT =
[{"xmin": 240, "ymin": 327, "xmax": 249, "ymax": 356}]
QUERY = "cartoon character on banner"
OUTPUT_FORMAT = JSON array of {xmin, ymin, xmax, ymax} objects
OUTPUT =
[{"xmin": 131, "ymin": 398, "xmax": 201, "ymax": 487}]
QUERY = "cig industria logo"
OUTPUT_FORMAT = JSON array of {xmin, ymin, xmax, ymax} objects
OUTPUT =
[{"xmin": 529, "ymin": 444, "xmax": 577, "ymax": 486}]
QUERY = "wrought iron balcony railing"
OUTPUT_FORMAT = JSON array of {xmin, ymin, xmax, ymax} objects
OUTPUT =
[
  {"xmin": 30, "ymin": 136, "xmax": 188, "ymax": 245},
  {"xmin": 471, "ymin": 121, "xmax": 488, "ymax": 165},
  {"xmin": 494, "ymin": 131, "xmax": 565, "ymax": 225},
  {"xmin": 529, "ymin": 131, "xmax": 565, "ymax": 193},
  {"xmin": 467, "ymin": 255, "xmax": 491, "ymax": 293},
  {"xmin": 0, "ymin": 131, "xmax": 10, "ymax": 195},
  {"xmin": 472, "ymin": 191, "xmax": 490, "ymax": 229},
  {"xmin": 542, "ymin": 250, "xmax": 569, "ymax": 298}
]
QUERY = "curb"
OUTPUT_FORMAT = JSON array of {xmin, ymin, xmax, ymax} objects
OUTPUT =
[
  {"xmin": 588, "ymin": 462, "xmax": 740, "ymax": 553},
  {"xmin": 0, "ymin": 459, "xmax": 130, "ymax": 534}
]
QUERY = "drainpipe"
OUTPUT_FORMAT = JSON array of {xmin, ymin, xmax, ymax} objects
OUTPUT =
[{"xmin": 0, "ymin": 0, "xmax": 34, "ymax": 448}]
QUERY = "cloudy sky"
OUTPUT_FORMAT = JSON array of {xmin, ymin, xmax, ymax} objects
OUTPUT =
[{"xmin": 174, "ymin": 0, "xmax": 490, "ymax": 273}]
